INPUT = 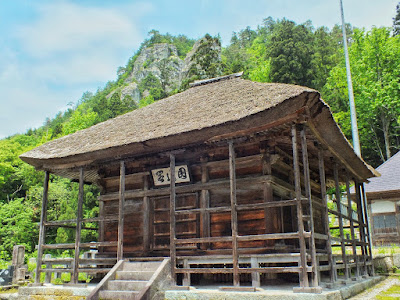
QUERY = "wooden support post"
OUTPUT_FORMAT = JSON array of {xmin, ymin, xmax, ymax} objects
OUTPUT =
[
  {"xmin": 345, "ymin": 172, "xmax": 360, "ymax": 278},
  {"xmin": 291, "ymin": 125, "xmax": 309, "ymax": 288},
  {"xmin": 35, "ymin": 171, "xmax": 50, "ymax": 284},
  {"xmin": 262, "ymin": 150, "xmax": 278, "ymax": 249},
  {"xmin": 72, "ymin": 168, "xmax": 84, "ymax": 284},
  {"xmin": 200, "ymin": 157, "xmax": 210, "ymax": 250},
  {"xmin": 143, "ymin": 175, "xmax": 150, "ymax": 255},
  {"xmin": 318, "ymin": 147, "xmax": 336, "ymax": 283},
  {"xmin": 183, "ymin": 259, "xmax": 190, "ymax": 286},
  {"xmin": 355, "ymin": 182, "xmax": 368, "ymax": 275},
  {"xmin": 117, "ymin": 161, "xmax": 125, "ymax": 261},
  {"xmin": 170, "ymin": 153, "xmax": 177, "ymax": 285},
  {"xmin": 98, "ymin": 199, "xmax": 104, "ymax": 251},
  {"xmin": 300, "ymin": 127, "xmax": 318, "ymax": 287},
  {"xmin": 251, "ymin": 257, "xmax": 260, "ymax": 288},
  {"xmin": 361, "ymin": 183, "xmax": 374, "ymax": 276},
  {"xmin": 333, "ymin": 162, "xmax": 349, "ymax": 280},
  {"xmin": 229, "ymin": 141, "xmax": 240, "ymax": 287}
]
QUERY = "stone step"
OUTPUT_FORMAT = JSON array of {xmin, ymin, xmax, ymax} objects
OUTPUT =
[
  {"xmin": 107, "ymin": 279, "xmax": 148, "ymax": 291},
  {"xmin": 122, "ymin": 261, "xmax": 161, "ymax": 271},
  {"xmin": 116, "ymin": 270, "xmax": 154, "ymax": 280},
  {"xmin": 98, "ymin": 290, "xmax": 139, "ymax": 300}
]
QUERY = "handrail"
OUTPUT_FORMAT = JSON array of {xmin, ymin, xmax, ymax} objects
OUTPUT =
[{"xmin": 86, "ymin": 259, "xmax": 125, "ymax": 300}]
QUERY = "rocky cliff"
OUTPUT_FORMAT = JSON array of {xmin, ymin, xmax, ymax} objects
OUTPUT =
[{"xmin": 109, "ymin": 35, "xmax": 223, "ymax": 104}]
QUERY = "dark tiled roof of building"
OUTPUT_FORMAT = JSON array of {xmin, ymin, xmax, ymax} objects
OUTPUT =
[{"xmin": 365, "ymin": 151, "xmax": 400, "ymax": 193}]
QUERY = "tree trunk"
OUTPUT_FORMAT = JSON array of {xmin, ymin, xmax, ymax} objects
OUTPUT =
[{"xmin": 381, "ymin": 112, "xmax": 391, "ymax": 160}]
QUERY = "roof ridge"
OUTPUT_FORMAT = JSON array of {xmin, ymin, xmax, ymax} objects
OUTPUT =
[
  {"xmin": 189, "ymin": 72, "xmax": 243, "ymax": 87},
  {"xmin": 376, "ymin": 150, "xmax": 400, "ymax": 171}
]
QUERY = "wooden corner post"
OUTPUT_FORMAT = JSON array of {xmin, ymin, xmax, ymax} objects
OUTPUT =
[
  {"xmin": 333, "ymin": 162, "xmax": 349, "ymax": 280},
  {"xmin": 291, "ymin": 125, "xmax": 309, "ymax": 288},
  {"xmin": 300, "ymin": 127, "xmax": 318, "ymax": 287},
  {"xmin": 317, "ymin": 146, "xmax": 336, "ymax": 283},
  {"xmin": 35, "ymin": 171, "xmax": 50, "ymax": 284},
  {"xmin": 72, "ymin": 167, "xmax": 84, "ymax": 284},
  {"xmin": 229, "ymin": 141, "xmax": 240, "ymax": 287}
]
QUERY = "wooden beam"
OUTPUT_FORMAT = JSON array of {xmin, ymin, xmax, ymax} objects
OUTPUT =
[
  {"xmin": 72, "ymin": 167, "xmax": 84, "ymax": 284},
  {"xmin": 291, "ymin": 125, "xmax": 309, "ymax": 288},
  {"xmin": 229, "ymin": 141, "xmax": 240, "ymax": 287},
  {"xmin": 35, "ymin": 171, "xmax": 50, "ymax": 284},
  {"xmin": 117, "ymin": 161, "xmax": 125, "ymax": 261},
  {"xmin": 300, "ymin": 127, "xmax": 318, "ymax": 287},
  {"xmin": 100, "ymin": 174, "xmax": 277, "ymax": 201},
  {"xmin": 318, "ymin": 146, "xmax": 335, "ymax": 283},
  {"xmin": 170, "ymin": 153, "xmax": 177, "ymax": 285},
  {"xmin": 42, "ymin": 241, "xmax": 118, "ymax": 250}
]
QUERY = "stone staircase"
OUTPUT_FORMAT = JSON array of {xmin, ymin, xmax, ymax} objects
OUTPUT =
[{"xmin": 87, "ymin": 259, "xmax": 171, "ymax": 300}]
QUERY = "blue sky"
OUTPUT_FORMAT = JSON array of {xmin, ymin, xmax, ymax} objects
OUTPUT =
[{"xmin": 0, "ymin": 0, "xmax": 398, "ymax": 139}]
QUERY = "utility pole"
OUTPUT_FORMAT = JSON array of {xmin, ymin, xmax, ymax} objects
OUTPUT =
[{"xmin": 340, "ymin": 0, "xmax": 361, "ymax": 156}]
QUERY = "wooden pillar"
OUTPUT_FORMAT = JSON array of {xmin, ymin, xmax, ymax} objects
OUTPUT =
[
  {"xmin": 355, "ymin": 182, "xmax": 368, "ymax": 275},
  {"xmin": 333, "ymin": 162, "xmax": 349, "ymax": 280},
  {"xmin": 262, "ymin": 150, "xmax": 279, "ymax": 247},
  {"xmin": 291, "ymin": 125, "xmax": 309, "ymax": 288},
  {"xmin": 35, "ymin": 171, "xmax": 50, "ymax": 284},
  {"xmin": 345, "ymin": 172, "xmax": 360, "ymax": 278},
  {"xmin": 117, "ymin": 161, "xmax": 125, "ymax": 261},
  {"xmin": 143, "ymin": 175, "xmax": 150, "ymax": 255},
  {"xmin": 300, "ymin": 127, "xmax": 318, "ymax": 287},
  {"xmin": 98, "ymin": 200, "xmax": 104, "ymax": 247},
  {"xmin": 318, "ymin": 147, "xmax": 336, "ymax": 283},
  {"xmin": 199, "ymin": 157, "xmax": 210, "ymax": 250},
  {"xmin": 72, "ymin": 167, "xmax": 84, "ymax": 284},
  {"xmin": 361, "ymin": 184, "xmax": 374, "ymax": 276},
  {"xmin": 229, "ymin": 141, "xmax": 240, "ymax": 287},
  {"xmin": 169, "ymin": 153, "xmax": 177, "ymax": 285}
]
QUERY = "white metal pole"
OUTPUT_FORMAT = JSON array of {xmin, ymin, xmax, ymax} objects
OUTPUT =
[{"xmin": 340, "ymin": 0, "xmax": 361, "ymax": 156}]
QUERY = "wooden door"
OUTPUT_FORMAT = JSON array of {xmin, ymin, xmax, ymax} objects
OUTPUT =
[{"xmin": 151, "ymin": 193, "xmax": 199, "ymax": 251}]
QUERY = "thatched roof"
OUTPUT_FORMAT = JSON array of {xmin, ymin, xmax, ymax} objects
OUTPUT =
[{"xmin": 20, "ymin": 77, "xmax": 377, "ymax": 181}]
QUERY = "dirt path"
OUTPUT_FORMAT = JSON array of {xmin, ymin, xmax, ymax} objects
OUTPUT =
[{"xmin": 349, "ymin": 276, "xmax": 400, "ymax": 299}]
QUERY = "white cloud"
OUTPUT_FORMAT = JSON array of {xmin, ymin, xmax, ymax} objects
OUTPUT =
[
  {"xmin": 17, "ymin": 2, "xmax": 151, "ymax": 57},
  {"xmin": 0, "ymin": 1, "xmax": 154, "ymax": 138}
]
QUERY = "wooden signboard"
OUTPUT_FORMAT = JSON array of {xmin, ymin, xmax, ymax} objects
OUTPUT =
[{"xmin": 151, "ymin": 165, "xmax": 190, "ymax": 187}]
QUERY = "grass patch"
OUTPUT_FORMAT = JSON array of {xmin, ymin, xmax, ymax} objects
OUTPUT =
[{"xmin": 376, "ymin": 284, "xmax": 400, "ymax": 299}]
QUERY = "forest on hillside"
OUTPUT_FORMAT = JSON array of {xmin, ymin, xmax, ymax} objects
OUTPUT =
[{"xmin": 1, "ymin": 4, "xmax": 400, "ymax": 261}]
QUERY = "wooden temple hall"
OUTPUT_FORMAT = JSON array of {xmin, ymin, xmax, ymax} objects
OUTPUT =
[{"xmin": 20, "ymin": 74, "xmax": 379, "ymax": 293}]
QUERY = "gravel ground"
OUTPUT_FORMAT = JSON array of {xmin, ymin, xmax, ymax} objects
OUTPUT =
[{"xmin": 349, "ymin": 276, "xmax": 400, "ymax": 299}]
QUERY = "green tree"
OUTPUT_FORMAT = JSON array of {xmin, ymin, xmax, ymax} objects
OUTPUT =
[
  {"xmin": 324, "ymin": 27, "xmax": 400, "ymax": 165},
  {"xmin": 0, "ymin": 198, "xmax": 38, "ymax": 260},
  {"xmin": 393, "ymin": 2, "xmax": 400, "ymax": 36},
  {"xmin": 267, "ymin": 19, "xmax": 315, "ymax": 87}
]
